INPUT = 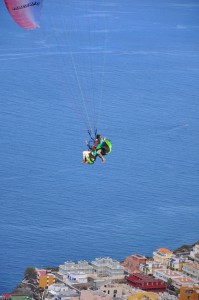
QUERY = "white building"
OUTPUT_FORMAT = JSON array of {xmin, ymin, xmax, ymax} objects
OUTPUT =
[
  {"xmin": 154, "ymin": 269, "xmax": 196, "ymax": 288},
  {"xmin": 59, "ymin": 260, "xmax": 93, "ymax": 276},
  {"xmin": 67, "ymin": 271, "xmax": 87, "ymax": 283},
  {"xmin": 91, "ymin": 257, "xmax": 124, "ymax": 278},
  {"xmin": 182, "ymin": 262, "xmax": 199, "ymax": 281},
  {"xmin": 46, "ymin": 283, "xmax": 79, "ymax": 300},
  {"xmin": 190, "ymin": 245, "xmax": 199, "ymax": 263},
  {"xmin": 106, "ymin": 260, "xmax": 125, "ymax": 277},
  {"xmin": 139, "ymin": 261, "xmax": 165, "ymax": 275},
  {"xmin": 166, "ymin": 256, "xmax": 188, "ymax": 271}
]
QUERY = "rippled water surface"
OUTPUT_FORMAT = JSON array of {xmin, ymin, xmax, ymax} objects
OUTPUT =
[{"xmin": 0, "ymin": 0, "xmax": 199, "ymax": 293}]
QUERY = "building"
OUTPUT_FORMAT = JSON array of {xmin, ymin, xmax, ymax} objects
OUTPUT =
[
  {"xmin": 158, "ymin": 292, "xmax": 178, "ymax": 300},
  {"xmin": 106, "ymin": 259, "xmax": 125, "ymax": 278},
  {"xmin": 80, "ymin": 290, "xmax": 112, "ymax": 300},
  {"xmin": 153, "ymin": 269, "xmax": 196, "ymax": 289},
  {"xmin": 139, "ymin": 261, "xmax": 165, "ymax": 275},
  {"xmin": 59, "ymin": 260, "xmax": 93, "ymax": 276},
  {"xmin": 67, "ymin": 271, "xmax": 87, "ymax": 283},
  {"xmin": 36, "ymin": 269, "xmax": 55, "ymax": 288},
  {"xmin": 182, "ymin": 262, "xmax": 199, "ymax": 282},
  {"xmin": 153, "ymin": 249, "xmax": 173, "ymax": 266},
  {"xmin": 123, "ymin": 254, "xmax": 147, "ymax": 274},
  {"xmin": 167, "ymin": 256, "xmax": 188, "ymax": 271},
  {"xmin": 189, "ymin": 245, "xmax": 199, "ymax": 263},
  {"xmin": 127, "ymin": 291, "xmax": 160, "ymax": 300},
  {"xmin": 127, "ymin": 273, "xmax": 167, "ymax": 292},
  {"xmin": 46, "ymin": 283, "xmax": 80, "ymax": 300},
  {"xmin": 99, "ymin": 282, "xmax": 123, "ymax": 298},
  {"xmin": 91, "ymin": 257, "xmax": 124, "ymax": 278},
  {"xmin": 179, "ymin": 286, "xmax": 199, "ymax": 300}
]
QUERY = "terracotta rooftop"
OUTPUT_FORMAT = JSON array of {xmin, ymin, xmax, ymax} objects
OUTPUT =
[{"xmin": 157, "ymin": 248, "xmax": 172, "ymax": 254}]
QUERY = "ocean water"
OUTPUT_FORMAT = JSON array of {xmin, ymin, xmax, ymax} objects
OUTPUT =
[{"xmin": 0, "ymin": 0, "xmax": 199, "ymax": 294}]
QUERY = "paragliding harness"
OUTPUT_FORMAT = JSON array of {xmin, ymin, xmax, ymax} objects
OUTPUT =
[
  {"xmin": 87, "ymin": 152, "xmax": 96, "ymax": 164},
  {"xmin": 96, "ymin": 139, "xmax": 112, "ymax": 155},
  {"xmin": 86, "ymin": 130, "xmax": 112, "ymax": 162}
]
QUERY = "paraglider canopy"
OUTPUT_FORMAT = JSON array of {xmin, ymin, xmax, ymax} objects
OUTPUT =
[{"xmin": 4, "ymin": 0, "xmax": 43, "ymax": 30}]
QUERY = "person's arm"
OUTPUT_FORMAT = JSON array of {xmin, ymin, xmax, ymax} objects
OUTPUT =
[{"xmin": 85, "ymin": 140, "xmax": 92, "ymax": 150}]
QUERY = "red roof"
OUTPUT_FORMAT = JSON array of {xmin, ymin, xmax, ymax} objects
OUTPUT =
[
  {"xmin": 37, "ymin": 269, "xmax": 47, "ymax": 276},
  {"xmin": 127, "ymin": 273, "xmax": 167, "ymax": 292},
  {"xmin": 3, "ymin": 293, "xmax": 15, "ymax": 298}
]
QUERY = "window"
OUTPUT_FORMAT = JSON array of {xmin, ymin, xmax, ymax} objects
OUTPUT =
[{"xmin": 185, "ymin": 291, "xmax": 193, "ymax": 294}]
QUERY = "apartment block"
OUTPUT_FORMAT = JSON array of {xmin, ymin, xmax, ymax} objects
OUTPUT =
[
  {"xmin": 59, "ymin": 260, "xmax": 93, "ymax": 275},
  {"xmin": 182, "ymin": 262, "xmax": 199, "ymax": 281},
  {"xmin": 153, "ymin": 269, "xmax": 196, "ymax": 288},
  {"xmin": 123, "ymin": 254, "xmax": 147, "ymax": 274},
  {"xmin": 91, "ymin": 257, "xmax": 124, "ymax": 278}
]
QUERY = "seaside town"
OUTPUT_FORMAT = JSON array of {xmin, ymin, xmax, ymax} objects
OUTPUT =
[{"xmin": 1, "ymin": 242, "xmax": 199, "ymax": 300}]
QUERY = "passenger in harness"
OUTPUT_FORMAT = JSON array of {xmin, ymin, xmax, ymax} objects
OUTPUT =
[
  {"xmin": 82, "ymin": 135, "xmax": 112, "ymax": 164},
  {"xmin": 95, "ymin": 139, "xmax": 112, "ymax": 163}
]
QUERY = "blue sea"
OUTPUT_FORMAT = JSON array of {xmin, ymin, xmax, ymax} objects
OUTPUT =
[{"xmin": 0, "ymin": 0, "xmax": 199, "ymax": 294}]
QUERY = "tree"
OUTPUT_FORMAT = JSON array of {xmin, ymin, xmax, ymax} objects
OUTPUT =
[
  {"xmin": 24, "ymin": 267, "xmax": 37, "ymax": 280},
  {"xmin": 167, "ymin": 278, "xmax": 173, "ymax": 287},
  {"xmin": 145, "ymin": 266, "xmax": 150, "ymax": 275}
]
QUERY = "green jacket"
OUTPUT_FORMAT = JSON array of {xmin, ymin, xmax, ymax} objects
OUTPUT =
[{"xmin": 96, "ymin": 139, "xmax": 112, "ymax": 154}]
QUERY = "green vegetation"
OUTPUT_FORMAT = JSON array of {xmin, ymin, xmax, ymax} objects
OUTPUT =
[{"xmin": 24, "ymin": 267, "xmax": 37, "ymax": 280}]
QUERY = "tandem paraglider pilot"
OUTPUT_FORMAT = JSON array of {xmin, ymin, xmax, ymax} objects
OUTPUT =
[{"xmin": 82, "ymin": 134, "xmax": 112, "ymax": 165}]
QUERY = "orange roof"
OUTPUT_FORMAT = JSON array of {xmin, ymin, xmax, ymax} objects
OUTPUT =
[{"xmin": 157, "ymin": 248, "xmax": 172, "ymax": 254}]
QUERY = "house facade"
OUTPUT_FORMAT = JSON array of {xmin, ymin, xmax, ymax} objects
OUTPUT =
[
  {"xmin": 123, "ymin": 254, "xmax": 147, "ymax": 274},
  {"xmin": 167, "ymin": 256, "xmax": 188, "ymax": 271},
  {"xmin": 153, "ymin": 249, "xmax": 173, "ymax": 265},
  {"xmin": 36, "ymin": 269, "xmax": 55, "ymax": 288},
  {"xmin": 99, "ymin": 283, "xmax": 123, "ymax": 298},
  {"xmin": 139, "ymin": 261, "xmax": 164, "ymax": 275},
  {"xmin": 179, "ymin": 286, "xmax": 199, "ymax": 300}
]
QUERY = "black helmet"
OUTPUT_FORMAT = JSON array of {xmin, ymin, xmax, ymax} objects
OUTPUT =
[{"xmin": 96, "ymin": 134, "xmax": 101, "ymax": 139}]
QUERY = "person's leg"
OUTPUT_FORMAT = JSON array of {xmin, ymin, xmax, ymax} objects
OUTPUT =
[
  {"xmin": 96, "ymin": 149, "xmax": 105, "ymax": 163},
  {"xmin": 82, "ymin": 151, "xmax": 90, "ymax": 163}
]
